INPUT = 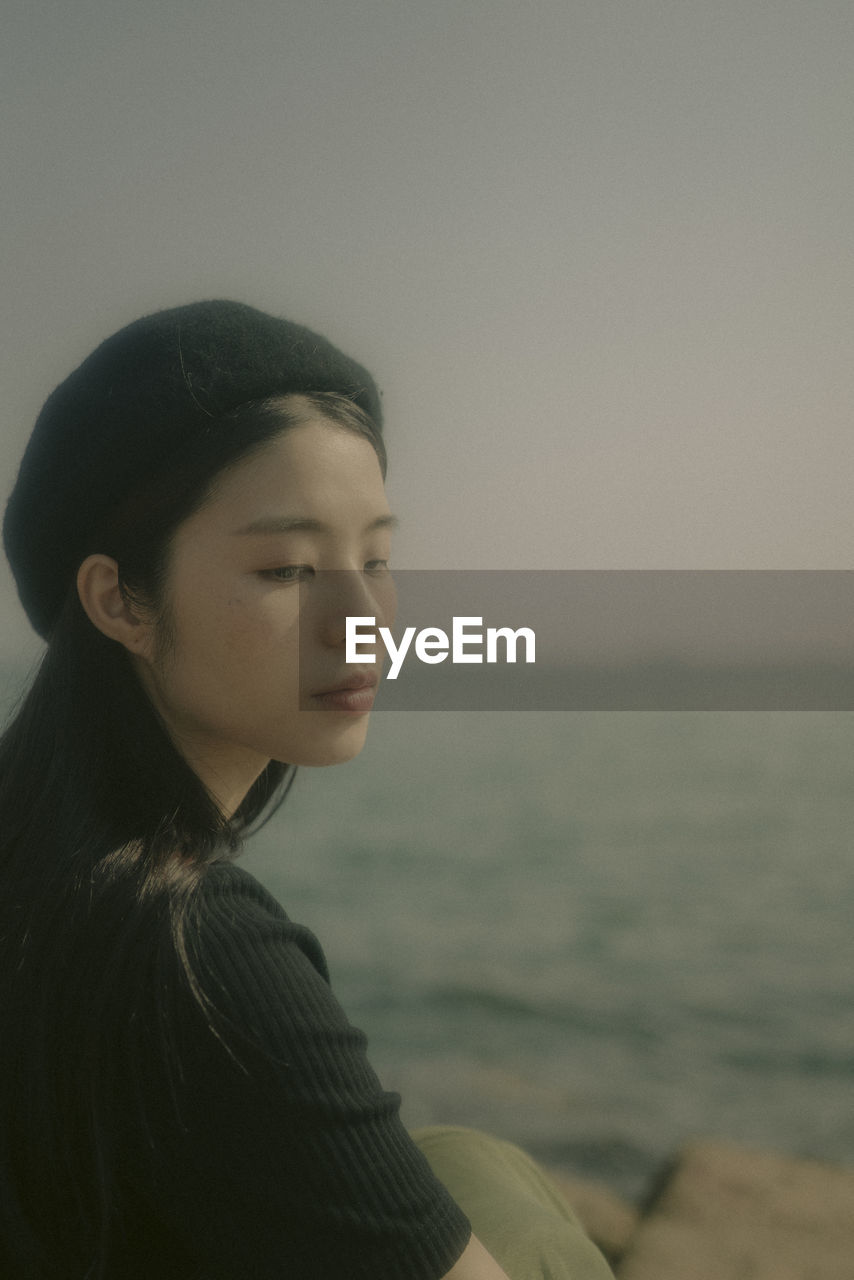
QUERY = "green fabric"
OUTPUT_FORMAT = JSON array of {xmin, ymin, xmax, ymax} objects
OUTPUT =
[{"xmin": 411, "ymin": 1127, "xmax": 615, "ymax": 1280}]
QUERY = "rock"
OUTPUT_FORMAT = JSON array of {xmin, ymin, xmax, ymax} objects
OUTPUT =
[
  {"xmin": 615, "ymin": 1139, "xmax": 854, "ymax": 1279},
  {"xmin": 547, "ymin": 1168, "xmax": 640, "ymax": 1264}
]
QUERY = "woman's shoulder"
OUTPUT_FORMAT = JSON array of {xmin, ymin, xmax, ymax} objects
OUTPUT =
[
  {"xmin": 189, "ymin": 857, "xmax": 333, "ymax": 1012},
  {"xmin": 198, "ymin": 857, "xmax": 292, "ymax": 923}
]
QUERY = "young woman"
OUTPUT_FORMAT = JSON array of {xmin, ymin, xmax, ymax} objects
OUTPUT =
[{"xmin": 0, "ymin": 301, "xmax": 614, "ymax": 1279}]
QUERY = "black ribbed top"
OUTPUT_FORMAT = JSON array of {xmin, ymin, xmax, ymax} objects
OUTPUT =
[{"xmin": 116, "ymin": 860, "xmax": 471, "ymax": 1278}]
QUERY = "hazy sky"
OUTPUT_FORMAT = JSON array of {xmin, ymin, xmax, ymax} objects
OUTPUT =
[{"xmin": 2, "ymin": 0, "xmax": 852, "ymax": 663}]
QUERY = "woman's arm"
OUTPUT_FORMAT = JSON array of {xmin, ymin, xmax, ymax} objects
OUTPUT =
[
  {"xmin": 128, "ymin": 864, "xmax": 474, "ymax": 1279},
  {"xmin": 442, "ymin": 1234, "xmax": 511, "ymax": 1280}
]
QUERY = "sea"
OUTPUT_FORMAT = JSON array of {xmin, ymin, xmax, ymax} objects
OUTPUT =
[
  {"xmin": 244, "ymin": 708, "xmax": 854, "ymax": 1201},
  {"xmin": 3, "ymin": 659, "xmax": 852, "ymax": 1202}
]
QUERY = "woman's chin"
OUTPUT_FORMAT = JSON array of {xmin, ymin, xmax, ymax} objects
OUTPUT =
[{"xmin": 286, "ymin": 714, "xmax": 373, "ymax": 768}]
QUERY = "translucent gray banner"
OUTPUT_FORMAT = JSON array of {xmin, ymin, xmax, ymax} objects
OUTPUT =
[{"xmin": 299, "ymin": 571, "xmax": 854, "ymax": 710}]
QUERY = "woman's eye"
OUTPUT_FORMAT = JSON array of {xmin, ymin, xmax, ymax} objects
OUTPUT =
[
  {"xmin": 264, "ymin": 565, "xmax": 314, "ymax": 583},
  {"xmin": 261, "ymin": 562, "xmax": 388, "ymax": 581}
]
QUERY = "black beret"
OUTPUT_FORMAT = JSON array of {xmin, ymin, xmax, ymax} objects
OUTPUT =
[{"xmin": 3, "ymin": 300, "xmax": 383, "ymax": 639}]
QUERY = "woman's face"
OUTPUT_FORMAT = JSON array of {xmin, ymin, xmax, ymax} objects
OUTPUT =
[{"xmin": 133, "ymin": 403, "xmax": 395, "ymax": 816}]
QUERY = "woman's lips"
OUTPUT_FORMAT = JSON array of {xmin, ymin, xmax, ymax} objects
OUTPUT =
[{"xmin": 310, "ymin": 673, "xmax": 378, "ymax": 712}]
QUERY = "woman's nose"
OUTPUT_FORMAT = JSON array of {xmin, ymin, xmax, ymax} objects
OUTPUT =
[{"xmin": 308, "ymin": 569, "xmax": 397, "ymax": 646}]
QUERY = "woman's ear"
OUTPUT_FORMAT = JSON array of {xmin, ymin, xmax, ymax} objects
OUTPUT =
[{"xmin": 76, "ymin": 555, "xmax": 155, "ymax": 658}]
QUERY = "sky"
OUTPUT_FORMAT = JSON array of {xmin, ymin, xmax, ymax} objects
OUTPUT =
[{"xmin": 2, "ymin": 0, "xmax": 853, "ymax": 664}]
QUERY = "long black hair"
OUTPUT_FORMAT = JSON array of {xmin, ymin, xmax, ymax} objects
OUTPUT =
[{"xmin": 0, "ymin": 391, "xmax": 386, "ymax": 1277}]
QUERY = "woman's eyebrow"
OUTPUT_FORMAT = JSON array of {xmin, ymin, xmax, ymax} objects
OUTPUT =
[{"xmin": 232, "ymin": 514, "xmax": 398, "ymax": 536}]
